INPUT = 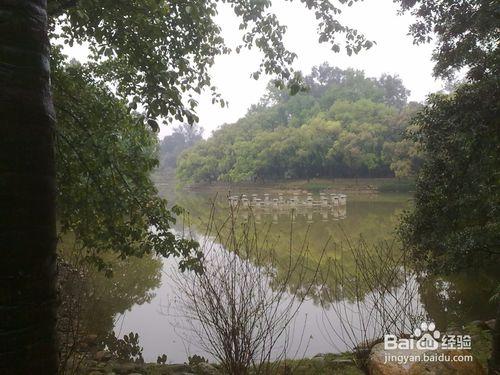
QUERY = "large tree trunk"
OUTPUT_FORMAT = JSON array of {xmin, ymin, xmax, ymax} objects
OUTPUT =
[{"xmin": 0, "ymin": 0, "xmax": 58, "ymax": 373}]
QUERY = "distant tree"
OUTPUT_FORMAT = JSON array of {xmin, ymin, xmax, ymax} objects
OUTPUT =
[
  {"xmin": 377, "ymin": 74, "xmax": 410, "ymax": 109},
  {"xmin": 177, "ymin": 66, "xmax": 415, "ymax": 183},
  {"xmin": 159, "ymin": 124, "xmax": 203, "ymax": 171}
]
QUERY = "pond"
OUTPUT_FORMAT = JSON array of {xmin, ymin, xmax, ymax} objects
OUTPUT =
[{"xmin": 94, "ymin": 187, "xmax": 498, "ymax": 364}]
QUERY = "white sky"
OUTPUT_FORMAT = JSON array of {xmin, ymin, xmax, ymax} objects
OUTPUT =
[{"xmin": 63, "ymin": 0, "xmax": 443, "ymax": 140}]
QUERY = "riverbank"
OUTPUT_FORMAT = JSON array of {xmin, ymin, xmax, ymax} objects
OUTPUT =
[
  {"xmin": 70, "ymin": 319, "xmax": 495, "ymax": 374},
  {"xmin": 179, "ymin": 177, "xmax": 415, "ymax": 195},
  {"xmin": 70, "ymin": 352, "xmax": 364, "ymax": 374}
]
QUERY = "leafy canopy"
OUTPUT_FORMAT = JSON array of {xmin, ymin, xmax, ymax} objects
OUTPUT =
[
  {"xmin": 176, "ymin": 65, "xmax": 421, "ymax": 183},
  {"xmin": 396, "ymin": 0, "xmax": 500, "ymax": 272},
  {"xmin": 397, "ymin": 0, "xmax": 499, "ymax": 81},
  {"xmin": 49, "ymin": 0, "xmax": 373, "ymax": 127},
  {"xmin": 53, "ymin": 54, "xmax": 201, "ymax": 274},
  {"xmin": 399, "ymin": 80, "xmax": 500, "ymax": 271}
]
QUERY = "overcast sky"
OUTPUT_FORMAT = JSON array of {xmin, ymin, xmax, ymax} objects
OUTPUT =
[{"xmin": 65, "ymin": 0, "xmax": 443, "ymax": 139}]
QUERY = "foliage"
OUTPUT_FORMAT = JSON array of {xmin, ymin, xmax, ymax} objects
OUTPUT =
[
  {"xmin": 48, "ymin": 0, "xmax": 373, "ymax": 127},
  {"xmin": 464, "ymin": 323, "xmax": 494, "ymax": 369},
  {"xmin": 104, "ymin": 332, "xmax": 144, "ymax": 363},
  {"xmin": 396, "ymin": 0, "xmax": 500, "ymax": 275},
  {"xmin": 397, "ymin": 0, "xmax": 499, "ymax": 81},
  {"xmin": 399, "ymin": 79, "xmax": 500, "ymax": 272},
  {"xmin": 377, "ymin": 179, "xmax": 415, "ymax": 193},
  {"xmin": 53, "ymin": 55, "xmax": 202, "ymax": 273},
  {"xmin": 177, "ymin": 66, "xmax": 421, "ymax": 183},
  {"xmin": 157, "ymin": 354, "xmax": 168, "ymax": 365},
  {"xmin": 187, "ymin": 354, "xmax": 208, "ymax": 366}
]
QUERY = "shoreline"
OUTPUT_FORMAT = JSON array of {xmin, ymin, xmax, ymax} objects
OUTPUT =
[{"xmin": 176, "ymin": 177, "xmax": 416, "ymax": 195}]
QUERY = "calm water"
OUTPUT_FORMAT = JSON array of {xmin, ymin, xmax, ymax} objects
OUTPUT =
[{"xmin": 84, "ymin": 188, "xmax": 498, "ymax": 363}]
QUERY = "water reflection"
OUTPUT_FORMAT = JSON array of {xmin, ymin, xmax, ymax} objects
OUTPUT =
[
  {"xmin": 69, "ymin": 189, "xmax": 499, "ymax": 363},
  {"xmin": 419, "ymin": 270, "xmax": 499, "ymax": 329},
  {"xmin": 84, "ymin": 256, "xmax": 162, "ymax": 337},
  {"xmin": 174, "ymin": 192, "xmax": 409, "ymax": 304},
  {"xmin": 236, "ymin": 205, "xmax": 347, "ymax": 224},
  {"xmin": 57, "ymin": 245, "xmax": 162, "ymax": 348}
]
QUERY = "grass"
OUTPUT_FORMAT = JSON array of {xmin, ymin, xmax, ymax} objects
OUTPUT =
[
  {"xmin": 274, "ymin": 353, "xmax": 364, "ymax": 375},
  {"xmin": 464, "ymin": 322, "xmax": 493, "ymax": 368},
  {"xmin": 378, "ymin": 179, "xmax": 415, "ymax": 193}
]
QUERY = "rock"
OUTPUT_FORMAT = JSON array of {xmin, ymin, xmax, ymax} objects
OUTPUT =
[
  {"xmin": 195, "ymin": 362, "xmax": 219, "ymax": 374},
  {"xmin": 409, "ymin": 350, "xmax": 485, "ymax": 374},
  {"xmin": 355, "ymin": 339, "xmax": 382, "ymax": 369},
  {"xmin": 95, "ymin": 350, "xmax": 112, "ymax": 362},
  {"xmin": 369, "ymin": 343, "xmax": 413, "ymax": 374},
  {"xmin": 369, "ymin": 343, "xmax": 485, "ymax": 375},
  {"xmin": 311, "ymin": 355, "xmax": 325, "ymax": 363},
  {"xmin": 485, "ymin": 319, "xmax": 496, "ymax": 331}
]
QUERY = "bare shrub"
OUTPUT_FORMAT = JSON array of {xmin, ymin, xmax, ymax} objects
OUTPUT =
[
  {"xmin": 170, "ymin": 203, "xmax": 327, "ymax": 375},
  {"xmin": 319, "ymin": 236, "xmax": 425, "ymax": 369}
]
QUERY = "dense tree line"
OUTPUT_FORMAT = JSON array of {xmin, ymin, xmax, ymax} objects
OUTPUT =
[{"xmin": 177, "ymin": 65, "xmax": 422, "ymax": 183}]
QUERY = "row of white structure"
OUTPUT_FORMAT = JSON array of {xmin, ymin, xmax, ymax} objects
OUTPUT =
[
  {"xmin": 239, "ymin": 206, "xmax": 347, "ymax": 223},
  {"xmin": 228, "ymin": 192, "xmax": 347, "ymax": 208}
]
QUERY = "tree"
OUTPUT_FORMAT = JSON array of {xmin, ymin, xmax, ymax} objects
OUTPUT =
[
  {"xmin": 399, "ymin": 81, "xmax": 500, "ymax": 272},
  {"xmin": 0, "ymin": 1, "xmax": 58, "ymax": 373},
  {"xmin": 53, "ymin": 57, "xmax": 201, "ymax": 275},
  {"xmin": 396, "ymin": 0, "xmax": 499, "ymax": 270},
  {"xmin": 2, "ymin": 1, "xmax": 374, "ymax": 371},
  {"xmin": 177, "ymin": 66, "xmax": 415, "ymax": 183},
  {"xmin": 158, "ymin": 124, "xmax": 203, "ymax": 171},
  {"xmin": 397, "ymin": 0, "xmax": 499, "ymax": 81},
  {"xmin": 395, "ymin": 2, "xmax": 499, "ymax": 371}
]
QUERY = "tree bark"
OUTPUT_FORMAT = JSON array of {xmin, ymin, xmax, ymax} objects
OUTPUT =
[{"xmin": 0, "ymin": 0, "xmax": 58, "ymax": 373}]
